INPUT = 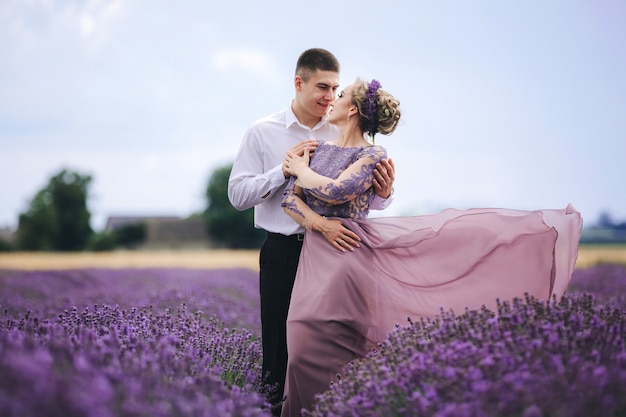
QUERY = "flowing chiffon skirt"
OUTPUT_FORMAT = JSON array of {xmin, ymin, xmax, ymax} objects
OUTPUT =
[{"xmin": 280, "ymin": 205, "xmax": 582, "ymax": 417}]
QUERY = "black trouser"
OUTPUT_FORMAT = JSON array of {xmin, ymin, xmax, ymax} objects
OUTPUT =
[{"xmin": 259, "ymin": 232, "xmax": 304, "ymax": 416}]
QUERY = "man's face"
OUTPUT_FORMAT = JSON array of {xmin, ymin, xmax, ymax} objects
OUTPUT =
[{"xmin": 296, "ymin": 70, "xmax": 340, "ymax": 119}]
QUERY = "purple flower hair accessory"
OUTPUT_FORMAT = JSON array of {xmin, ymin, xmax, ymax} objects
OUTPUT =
[{"xmin": 364, "ymin": 79, "xmax": 381, "ymax": 142}]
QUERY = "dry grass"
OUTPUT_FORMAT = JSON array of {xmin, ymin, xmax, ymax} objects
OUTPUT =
[
  {"xmin": 0, "ymin": 244, "xmax": 624, "ymax": 271},
  {"xmin": 0, "ymin": 249, "xmax": 261, "ymax": 271},
  {"xmin": 574, "ymin": 244, "xmax": 626, "ymax": 269}
]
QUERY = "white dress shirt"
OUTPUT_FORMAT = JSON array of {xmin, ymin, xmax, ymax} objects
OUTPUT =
[{"xmin": 228, "ymin": 105, "xmax": 391, "ymax": 236}]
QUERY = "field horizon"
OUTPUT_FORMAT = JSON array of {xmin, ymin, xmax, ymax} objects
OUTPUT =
[
  {"xmin": 0, "ymin": 244, "xmax": 625, "ymax": 271},
  {"xmin": 0, "ymin": 249, "xmax": 261, "ymax": 270}
]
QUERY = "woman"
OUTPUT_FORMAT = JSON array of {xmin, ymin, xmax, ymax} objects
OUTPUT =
[{"xmin": 280, "ymin": 79, "xmax": 582, "ymax": 416}]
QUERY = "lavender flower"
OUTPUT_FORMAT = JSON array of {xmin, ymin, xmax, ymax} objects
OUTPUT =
[
  {"xmin": 1, "ymin": 263, "xmax": 625, "ymax": 416},
  {"xmin": 364, "ymin": 79, "xmax": 381, "ymax": 141},
  {"xmin": 0, "ymin": 267, "xmax": 270, "ymax": 416},
  {"xmin": 568, "ymin": 263, "xmax": 626, "ymax": 307},
  {"xmin": 306, "ymin": 293, "xmax": 626, "ymax": 416}
]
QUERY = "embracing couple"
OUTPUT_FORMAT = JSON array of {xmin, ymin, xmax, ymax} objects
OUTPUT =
[{"xmin": 228, "ymin": 48, "xmax": 582, "ymax": 417}]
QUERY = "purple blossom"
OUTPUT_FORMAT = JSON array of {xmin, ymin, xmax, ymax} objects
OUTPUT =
[
  {"xmin": 363, "ymin": 79, "xmax": 381, "ymax": 139},
  {"xmin": 569, "ymin": 263, "xmax": 626, "ymax": 306},
  {"xmin": 306, "ymin": 277, "xmax": 626, "ymax": 416},
  {"xmin": 0, "ymin": 267, "xmax": 270, "ymax": 416},
  {"xmin": 1, "ymin": 263, "xmax": 625, "ymax": 416}
]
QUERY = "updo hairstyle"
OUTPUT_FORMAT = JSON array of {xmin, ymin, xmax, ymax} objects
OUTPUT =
[{"xmin": 351, "ymin": 79, "xmax": 401, "ymax": 136}]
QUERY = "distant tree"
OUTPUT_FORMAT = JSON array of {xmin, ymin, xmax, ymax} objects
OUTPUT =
[
  {"xmin": 15, "ymin": 188, "xmax": 58, "ymax": 251},
  {"xmin": 88, "ymin": 231, "xmax": 117, "ymax": 252},
  {"xmin": 597, "ymin": 211, "xmax": 614, "ymax": 228},
  {"xmin": 88, "ymin": 223, "xmax": 147, "ymax": 252},
  {"xmin": 204, "ymin": 164, "xmax": 265, "ymax": 248},
  {"xmin": 113, "ymin": 222, "xmax": 147, "ymax": 248},
  {"xmin": 0, "ymin": 236, "xmax": 12, "ymax": 252},
  {"xmin": 16, "ymin": 169, "xmax": 93, "ymax": 251}
]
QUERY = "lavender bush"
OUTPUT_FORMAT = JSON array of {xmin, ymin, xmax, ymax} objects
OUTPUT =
[
  {"xmin": 0, "ymin": 268, "xmax": 261, "ymax": 333},
  {"xmin": 0, "ymin": 268, "xmax": 271, "ymax": 417},
  {"xmin": 569, "ymin": 262, "xmax": 626, "ymax": 307},
  {"xmin": 1, "ymin": 263, "xmax": 625, "ymax": 417},
  {"xmin": 307, "ymin": 264, "xmax": 626, "ymax": 417}
]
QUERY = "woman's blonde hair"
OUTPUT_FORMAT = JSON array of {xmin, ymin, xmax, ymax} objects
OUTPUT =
[{"xmin": 351, "ymin": 79, "xmax": 401, "ymax": 136}]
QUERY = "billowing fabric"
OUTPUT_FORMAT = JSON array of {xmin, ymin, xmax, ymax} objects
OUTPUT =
[{"xmin": 281, "ymin": 205, "xmax": 582, "ymax": 416}]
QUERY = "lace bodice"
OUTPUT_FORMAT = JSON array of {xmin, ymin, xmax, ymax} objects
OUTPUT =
[{"xmin": 284, "ymin": 142, "xmax": 387, "ymax": 219}]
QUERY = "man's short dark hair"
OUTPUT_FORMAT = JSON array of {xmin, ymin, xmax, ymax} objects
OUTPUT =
[{"xmin": 295, "ymin": 48, "xmax": 340, "ymax": 81}]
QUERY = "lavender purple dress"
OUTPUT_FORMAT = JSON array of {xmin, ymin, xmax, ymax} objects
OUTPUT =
[{"xmin": 280, "ymin": 143, "xmax": 582, "ymax": 417}]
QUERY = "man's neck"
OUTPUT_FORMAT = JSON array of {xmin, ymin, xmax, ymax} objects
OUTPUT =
[{"xmin": 291, "ymin": 101, "xmax": 322, "ymax": 129}]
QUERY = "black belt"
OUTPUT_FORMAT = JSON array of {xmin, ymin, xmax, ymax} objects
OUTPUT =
[{"xmin": 267, "ymin": 232, "xmax": 305, "ymax": 242}]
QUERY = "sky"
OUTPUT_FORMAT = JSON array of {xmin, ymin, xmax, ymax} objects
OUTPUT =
[{"xmin": 1, "ymin": 0, "xmax": 625, "ymax": 232}]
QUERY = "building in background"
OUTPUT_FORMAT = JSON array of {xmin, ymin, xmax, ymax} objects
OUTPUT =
[{"xmin": 105, "ymin": 216, "xmax": 212, "ymax": 249}]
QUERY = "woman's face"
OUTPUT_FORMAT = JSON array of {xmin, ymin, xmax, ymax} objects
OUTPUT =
[{"xmin": 328, "ymin": 83, "xmax": 356, "ymax": 125}]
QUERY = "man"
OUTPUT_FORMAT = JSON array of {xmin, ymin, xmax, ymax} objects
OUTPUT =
[{"xmin": 228, "ymin": 48, "xmax": 394, "ymax": 415}]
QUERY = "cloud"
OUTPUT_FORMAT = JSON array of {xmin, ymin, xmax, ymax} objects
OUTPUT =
[
  {"xmin": 68, "ymin": 0, "xmax": 126, "ymax": 41},
  {"xmin": 211, "ymin": 48, "xmax": 279, "ymax": 83},
  {"xmin": 0, "ymin": 0, "xmax": 126, "ymax": 41},
  {"xmin": 1, "ymin": 1, "xmax": 625, "ymax": 231}
]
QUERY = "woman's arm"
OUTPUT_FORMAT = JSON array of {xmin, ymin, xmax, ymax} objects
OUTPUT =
[
  {"xmin": 282, "ymin": 180, "xmax": 361, "ymax": 252},
  {"xmin": 284, "ymin": 146, "xmax": 387, "ymax": 205},
  {"xmin": 282, "ymin": 182, "xmax": 323, "ymax": 231}
]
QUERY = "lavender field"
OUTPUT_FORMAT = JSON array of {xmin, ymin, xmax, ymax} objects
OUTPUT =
[{"xmin": 1, "ymin": 263, "xmax": 625, "ymax": 417}]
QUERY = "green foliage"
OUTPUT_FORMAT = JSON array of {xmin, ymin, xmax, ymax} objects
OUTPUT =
[
  {"xmin": 88, "ymin": 231, "xmax": 117, "ymax": 252},
  {"xmin": 16, "ymin": 169, "xmax": 93, "ymax": 251},
  {"xmin": 88, "ymin": 223, "xmax": 147, "ymax": 251},
  {"xmin": 113, "ymin": 223, "xmax": 147, "ymax": 248},
  {"xmin": 204, "ymin": 164, "xmax": 265, "ymax": 249},
  {"xmin": 0, "ymin": 236, "xmax": 12, "ymax": 252},
  {"xmin": 16, "ymin": 188, "xmax": 58, "ymax": 251}
]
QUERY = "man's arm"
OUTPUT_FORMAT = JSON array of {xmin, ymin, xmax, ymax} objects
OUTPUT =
[
  {"xmin": 227, "ymin": 132, "xmax": 317, "ymax": 211},
  {"xmin": 228, "ymin": 132, "xmax": 285, "ymax": 211}
]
